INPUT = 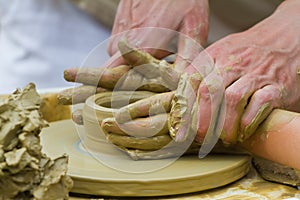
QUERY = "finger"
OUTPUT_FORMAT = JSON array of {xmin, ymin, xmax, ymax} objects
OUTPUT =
[
  {"xmin": 110, "ymin": 29, "xmax": 174, "ymax": 63},
  {"xmin": 101, "ymin": 114, "xmax": 169, "ymax": 137},
  {"xmin": 101, "ymin": 117, "xmax": 127, "ymax": 136},
  {"xmin": 175, "ymin": 56, "xmax": 215, "ymax": 143},
  {"xmin": 121, "ymin": 142, "xmax": 190, "ymax": 160},
  {"xmin": 169, "ymin": 73, "xmax": 202, "ymax": 142},
  {"xmin": 116, "ymin": 39, "xmax": 180, "ymax": 90},
  {"xmin": 121, "ymin": 147, "xmax": 182, "ymax": 160},
  {"xmin": 118, "ymin": 39, "xmax": 178, "ymax": 76},
  {"xmin": 221, "ymin": 76, "xmax": 267, "ymax": 144},
  {"xmin": 115, "ymin": 92, "xmax": 174, "ymax": 123},
  {"xmin": 72, "ymin": 109, "xmax": 83, "ymax": 125},
  {"xmin": 104, "ymin": 51, "xmax": 127, "ymax": 69},
  {"xmin": 175, "ymin": 2, "xmax": 209, "ymax": 72},
  {"xmin": 194, "ymin": 80, "xmax": 212, "ymax": 143},
  {"xmin": 117, "ymin": 37, "xmax": 170, "ymax": 70},
  {"xmin": 57, "ymin": 85, "xmax": 107, "ymax": 105},
  {"xmin": 63, "ymin": 65, "xmax": 131, "ymax": 89},
  {"xmin": 137, "ymin": 77, "xmax": 172, "ymax": 92},
  {"xmin": 239, "ymin": 85, "xmax": 281, "ymax": 142},
  {"xmin": 194, "ymin": 70, "xmax": 224, "ymax": 151},
  {"xmin": 66, "ymin": 67, "xmax": 170, "ymax": 93},
  {"xmin": 106, "ymin": 134, "xmax": 172, "ymax": 151},
  {"xmin": 115, "ymin": 69, "xmax": 168, "ymax": 92},
  {"xmin": 110, "ymin": 26, "xmax": 176, "ymax": 62},
  {"xmin": 118, "ymin": 72, "xmax": 176, "ymax": 93},
  {"xmin": 189, "ymin": 49, "xmax": 243, "ymax": 144}
]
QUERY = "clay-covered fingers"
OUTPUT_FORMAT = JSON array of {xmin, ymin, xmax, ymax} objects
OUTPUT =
[
  {"xmin": 101, "ymin": 95, "xmax": 172, "ymax": 152},
  {"xmin": 72, "ymin": 109, "xmax": 84, "ymax": 125},
  {"xmin": 62, "ymin": 65, "xmax": 172, "ymax": 96},
  {"xmin": 59, "ymin": 65, "xmax": 131, "ymax": 105},
  {"xmin": 61, "ymin": 40, "xmax": 179, "ymax": 104},
  {"xmin": 115, "ymin": 92, "xmax": 174, "ymax": 124},
  {"xmin": 220, "ymin": 76, "xmax": 267, "ymax": 144},
  {"xmin": 57, "ymin": 85, "xmax": 108, "ymax": 105},
  {"xmin": 62, "ymin": 36, "xmax": 172, "ymax": 89},
  {"xmin": 100, "ymin": 94, "xmax": 174, "ymax": 153},
  {"xmin": 211, "ymin": 75, "xmax": 280, "ymax": 144},
  {"xmin": 59, "ymin": 66, "xmax": 174, "ymax": 106},
  {"xmin": 194, "ymin": 70, "xmax": 225, "ymax": 153},
  {"xmin": 169, "ymin": 73, "xmax": 202, "ymax": 142},
  {"xmin": 63, "ymin": 65, "xmax": 131, "ymax": 90},
  {"xmin": 101, "ymin": 114, "xmax": 169, "ymax": 137},
  {"xmin": 118, "ymin": 38, "xmax": 180, "ymax": 90},
  {"xmin": 239, "ymin": 85, "xmax": 281, "ymax": 142},
  {"xmin": 106, "ymin": 134, "xmax": 172, "ymax": 151},
  {"xmin": 168, "ymin": 49, "xmax": 215, "ymax": 142}
]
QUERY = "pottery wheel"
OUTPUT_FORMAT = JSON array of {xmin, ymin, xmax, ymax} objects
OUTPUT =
[{"xmin": 40, "ymin": 120, "xmax": 251, "ymax": 197}]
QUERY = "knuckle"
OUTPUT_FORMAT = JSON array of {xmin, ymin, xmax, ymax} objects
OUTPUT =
[
  {"xmin": 196, "ymin": 123, "xmax": 209, "ymax": 141},
  {"xmin": 254, "ymin": 91, "xmax": 272, "ymax": 103},
  {"xmin": 254, "ymin": 86, "xmax": 280, "ymax": 104},
  {"xmin": 199, "ymin": 84, "xmax": 211, "ymax": 101},
  {"xmin": 225, "ymin": 88, "xmax": 243, "ymax": 105}
]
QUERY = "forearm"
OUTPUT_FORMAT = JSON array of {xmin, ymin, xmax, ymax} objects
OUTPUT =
[
  {"xmin": 277, "ymin": 0, "xmax": 300, "ymax": 17},
  {"xmin": 241, "ymin": 109, "xmax": 300, "ymax": 171}
]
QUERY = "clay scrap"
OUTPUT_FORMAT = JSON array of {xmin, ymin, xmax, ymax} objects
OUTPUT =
[
  {"xmin": 0, "ymin": 83, "xmax": 73, "ymax": 200},
  {"xmin": 253, "ymin": 156, "xmax": 300, "ymax": 187}
]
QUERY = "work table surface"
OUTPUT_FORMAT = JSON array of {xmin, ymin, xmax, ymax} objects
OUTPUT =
[{"xmin": 69, "ymin": 167, "xmax": 300, "ymax": 200}]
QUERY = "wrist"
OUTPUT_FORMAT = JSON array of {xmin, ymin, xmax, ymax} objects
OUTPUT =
[{"xmin": 275, "ymin": 0, "xmax": 300, "ymax": 17}]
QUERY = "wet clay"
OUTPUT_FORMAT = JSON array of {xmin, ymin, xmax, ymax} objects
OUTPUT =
[{"xmin": 0, "ymin": 83, "xmax": 73, "ymax": 199}]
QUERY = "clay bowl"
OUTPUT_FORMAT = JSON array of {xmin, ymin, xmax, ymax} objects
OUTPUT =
[{"xmin": 81, "ymin": 91, "xmax": 155, "ymax": 153}]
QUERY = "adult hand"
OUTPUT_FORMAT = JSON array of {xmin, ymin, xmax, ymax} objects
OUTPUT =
[
  {"xmin": 108, "ymin": 0, "xmax": 209, "ymax": 70},
  {"xmin": 58, "ymin": 0, "xmax": 209, "ymax": 122},
  {"xmin": 101, "ymin": 92, "xmax": 174, "ymax": 160},
  {"xmin": 101, "ymin": 91, "xmax": 208, "ymax": 160},
  {"xmin": 58, "ymin": 40, "xmax": 180, "ymax": 124},
  {"xmin": 181, "ymin": 0, "xmax": 300, "ymax": 145}
]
